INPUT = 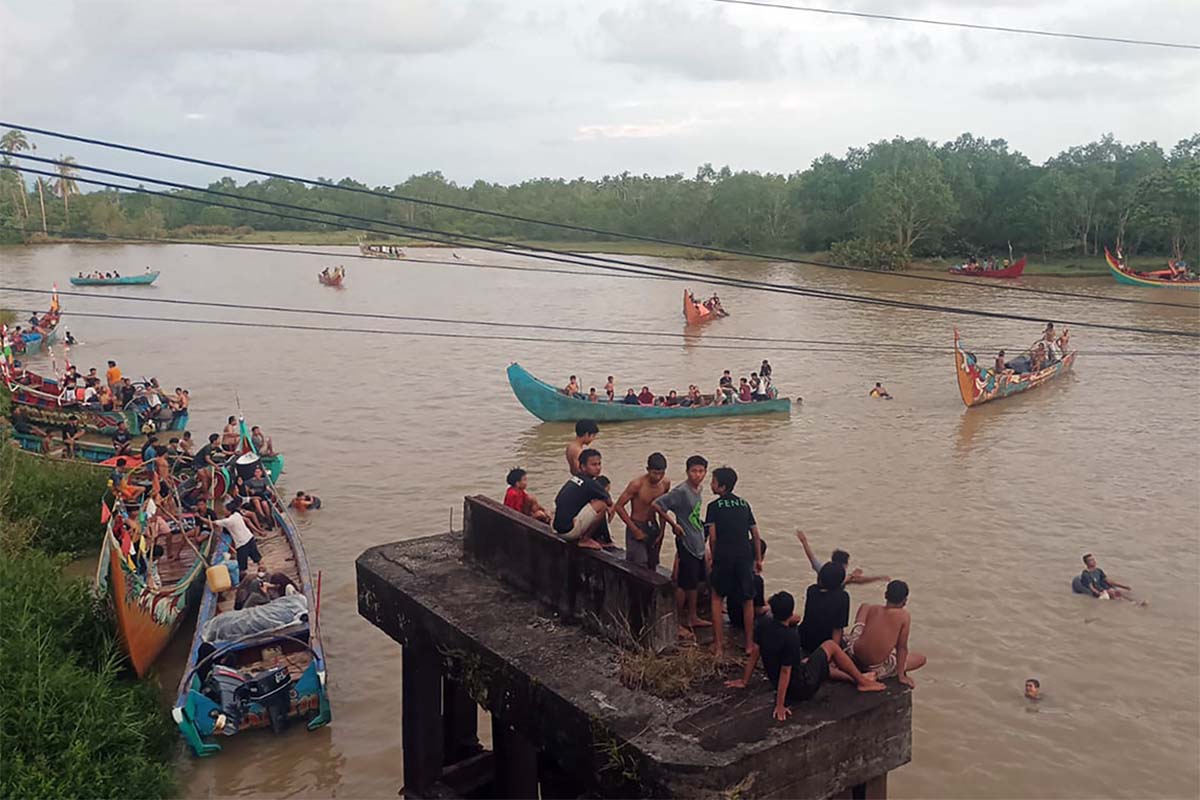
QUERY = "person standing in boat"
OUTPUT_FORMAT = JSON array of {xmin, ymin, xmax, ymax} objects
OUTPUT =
[
  {"xmin": 994, "ymin": 351, "xmax": 1008, "ymax": 373},
  {"xmin": 604, "ymin": 376, "xmax": 615, "ymax": 402}
]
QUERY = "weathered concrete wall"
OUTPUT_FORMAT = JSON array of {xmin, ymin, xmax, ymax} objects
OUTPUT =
[{"xmin": 462, "ymin": 496, "xmax": 676, "ymax": 652}]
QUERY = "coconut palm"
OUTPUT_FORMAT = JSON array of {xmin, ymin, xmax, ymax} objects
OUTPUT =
[
  {"xmin": 0, "ymin": 129, "xmax": 32, "ymax": 222},
  {"xmin": 36, "ymin": 177, "xmax": 49, "ymax": 234},
  {"xmin": 55, "ymin": 156, "xmax": 80, "ymax": 228}
]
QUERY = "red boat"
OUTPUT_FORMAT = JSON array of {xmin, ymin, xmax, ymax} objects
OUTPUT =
[{"xmin": 948, "ymin": 256, "xmax": 1026, "ymax": 279}]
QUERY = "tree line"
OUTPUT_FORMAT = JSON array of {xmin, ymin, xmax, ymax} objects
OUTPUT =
[{"xmin": 2, "ymin": 129, "xmax": 1196, "ymax": 268}]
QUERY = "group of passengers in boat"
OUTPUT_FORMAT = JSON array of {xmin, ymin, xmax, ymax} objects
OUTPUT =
[
  {"xmin": 955, "ymin": 256, "xmax": 1011, "ymax": 272},
  {"xmin": 500, "ymin": 419, "xmax": 927, "ymax": 721},
  {"xmin": 687, "ymin": 291, "xmax": 728, "ymax": 316},
  {"xmin": 78, "ymin": 270, "xmax": 123, "ymax": 279},
  {"xmin": 319, "ymin": 265, "xmax": 345, "ymax": 280},
  {"xmin": 992, "ymin": 322, "xmax": 1070, "ymax": 376},
  {"xmin": 561, "ymin": 360, "xmax": 777, "ymax": 407}
]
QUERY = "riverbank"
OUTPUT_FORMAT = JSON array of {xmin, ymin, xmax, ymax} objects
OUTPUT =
[
  {"xmin": 10, "ymin": 232, "xmax": 1172, "ymax": 277},
  {"xmin": 0, "ymin": 405, "xmax": 175, "ymax": 799}
]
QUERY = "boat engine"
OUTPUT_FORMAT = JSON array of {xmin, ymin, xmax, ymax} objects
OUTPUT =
[{"xmin": 246, "ymin": 666, "xmax": 293, "ymax": 734}]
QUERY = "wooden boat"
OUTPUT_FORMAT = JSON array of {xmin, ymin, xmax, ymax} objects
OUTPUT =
[
  {"xmin": 683, "ymin": 290, "xmax": 728, "ymax": 325},
  {"xmin": 948, "ymin": 256, "xmax": 1027, "ymax": 279},
  {"xmin": 96, "ymin": 492, "xmax": 216, "ymax": 677},
  {"xmin": 4, "ymin": 367, "xmax": 189, "ymax": 435},
  {"xmin": 507, "ymin": 362, "xmax": 790, "ymax": 422},
  {"xmin": 358, "ymin": 242, "xmax": 404, "ymax": 259},
  {"xmin": 6, "ymin": 292, "xmax": 62, "ymax": 355},
  {"xmin": 1104, "ymin": 248, "xmax": 1200, "ymax": 290},
  {"xmin": 172, "ymin": 462, "xmax": 330, "ymax": 756},
  {"xmin": 953, "ymin": 329, "xmax": 1076, "ymax": 408},
  {"xmin": 70, "ymin": 271, "xmax": 160, "ymax": 286},
  {"xmin": 317, "ymin": 268, "xmax": 345, "ymax": 287}
]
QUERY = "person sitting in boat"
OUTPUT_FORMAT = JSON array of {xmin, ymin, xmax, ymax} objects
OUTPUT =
[
  {"xmin": 1030, "ymin": 342, "xmax": 1047, "ymax": 373},
  {"xmin": 712, "ymin": 382, "xmax": 727, "ymax": 405},
  {"xmin": 737, "ymin": 378, "xmax": 753, "ymax": 403},
  {"xmin": 710, "ymin": 295, "xmax": 726, "ymax": 315},
  {"xmin": 683, "ymin": 385, "xmax": 703, "ymax": 407},
  {"xmin": 250, "ymin": 424, "xmax": 275, "ymax": 456},
  {"xmin": 112, "ymin": 421, "xmax": 134, "ymax": 457},
  {"xmin": 113, "ymin": 270, "xmax": 120, "ymax": 278},
  {"xmin": 28, "ymin": 313, "xmax": 41, "ymax": 331},
  {"xmin": 664, "ymin": 390, "xmax": 681, "ymax": 407},
  {"xmin": 587, "ymin": 387, "xmax": 599, "ymax": 402},
  {"xmin": 621, "ymin": 388, "xmax": 639, "ymax": 405},
  {"xmin": 719, "ymin": 370, "xmax": 735, "ymax": 399},
  {"xmin": 869, "ymin": 382, "xmax": 892, "ymax": 399},
  {"xmin": 1002, "ymin": 258, "xmax": 1010, "ymax": 269},
  {"xmin": 994, "ymin": 350, "xmax": 1008, "ymax": 374},
  {"xmin": 563, "ymin": 375, "xmax": 580, "ymax": 397},
  {"xmin": 637, "ymin": 386, "xmax": 655, "ymax": 405},
  {"xmin": 220, "ymin": 415, "xmax": 241, "ymax": 452}
]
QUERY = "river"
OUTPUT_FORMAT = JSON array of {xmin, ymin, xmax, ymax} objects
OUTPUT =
[{"xmin": 3, "ymin": 243, "xmax": 1198, "ymax": 799}]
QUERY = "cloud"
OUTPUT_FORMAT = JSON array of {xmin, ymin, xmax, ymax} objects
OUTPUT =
[
  {"xmin": 596, "ymin": 1, "xmax": 787, "ymax": 81},
  {"xmin": 574, "ymin": 118, "xmax": 697, "ymax": 141}
]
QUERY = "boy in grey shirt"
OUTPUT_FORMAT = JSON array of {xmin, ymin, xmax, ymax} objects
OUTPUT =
[{"xmin": 653, "ymin": 455, "xmax": 709, "ymax": 641}]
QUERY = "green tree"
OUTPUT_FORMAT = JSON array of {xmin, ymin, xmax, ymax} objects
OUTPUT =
[
  {"xmin": 859, "ymin": 138, "xmax": 957, "ymax": 258},
  {"xmin": 54, "ymin": 155, "xmax": 80, "ymax": 228},
  {"xmin": 0, "ymin": 129, "xmax": 32, "ymax": 223}
]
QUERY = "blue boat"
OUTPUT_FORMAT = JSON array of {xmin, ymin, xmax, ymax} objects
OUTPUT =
[
  {"xmin": 70, "ymin": 271, "xmax": 160, "ymax": 286},
  {"xmin": 506, "ymin": 362, "xmax": 791, "ymax": 423},
  {"xmin": 172, "ymin": 439, "xmax": 330, "ymax": 757}
]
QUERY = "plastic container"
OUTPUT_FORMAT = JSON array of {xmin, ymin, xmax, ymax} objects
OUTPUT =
[{"xmin": 206, "ymin": 563, "xmax": 231, "ymax": 593}]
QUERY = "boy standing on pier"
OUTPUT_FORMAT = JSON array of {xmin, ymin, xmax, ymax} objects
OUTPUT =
[
  {"xmin": 653, "ymin": 455, "xmax": 709, "ymax": 641},
  {"xmin": 705, "ymin": 466, "xmax": 762, "ymax": 656},
  {"xmin": 613, "ymin": 452, "xmax": 671, "ymax": 569}
]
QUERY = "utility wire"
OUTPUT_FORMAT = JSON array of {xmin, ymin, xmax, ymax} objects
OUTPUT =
[
  {"xmin": 5, "ymin": 306, "xmax": 1190, "ymax": 359},
  {"xmin": 3, "ymin": 123, "xmax": 1194, "ymax": 309},
  {"xmin": 5, "ymin": 161, "xmax": 1198, "ymax": 341},
  {"xmin": 711, "ymin": 0, "xmax": 1200, "ymax": 50}
]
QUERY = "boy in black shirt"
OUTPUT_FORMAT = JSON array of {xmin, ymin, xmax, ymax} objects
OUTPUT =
[
  {"xmin": 728, "ymin": 539, "xmax": 768, "ymax": 629},
  {"xmin": 705, "ymin": 467, "xmax": 762, "ymax": 656},
  {"xmin": 551, "ymin": 449, "xmax": 612, "ymax": 550},
  {"xmin": 798, "ymin": 561, "xmax": 851, "ymax": 653},
  {"xmin": 726, "ymin": 592, "xmax": 885, "ymax": 721}
]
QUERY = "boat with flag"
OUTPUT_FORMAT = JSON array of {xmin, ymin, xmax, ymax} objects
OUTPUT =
[
  {"xmin": 507, "ymin": 362, "xmax": 790, "ymax": 422},
  {"xmin": 70, "ymin": 271, "xmax": 160, "ymax": 286},
  {"xmin": 953, "ymin": 328, "xmax": 1076, "ymax": 408},
  {"xmin": 1104, "ymin": 247, "xmax": 1200, "ymax": 290},
  {"xmin": 948, "ymin": 256, "xmax": 1027, "ymax": 279},
  {"xmin": 173, "ymin": 419, "xmax": 330, "ymax": 756},
  {"xmin": 96, "ymin": 485, "xmax": 215, "ymax": 677}
]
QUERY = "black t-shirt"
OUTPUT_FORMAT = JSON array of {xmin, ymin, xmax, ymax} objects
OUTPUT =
[
  {"xmin": 754, "ymin": 617, "xmax": 803, "ymax": 687},
  {"xmin": 120, "ymin": 385, "xmax": 136, "ymax": 406},
  {"xmin": 798, "ymin": 583, "xmax": 850, "ymax": 653},
  {"xmin": 719, "ymin": 375, "xmax": 733, "ymax": 388},
  {"xmin": 1080, "ymin": 568, "xmax": 1110, "ymax": 592},
  {"xmin": 113, "ymin": 431, "xmax": 132, "ymax": 447},
  {"xmin": 192, "ymin": 443, "xmax": 215, "ymax": 470},
  {"xmin": 552, "ymin": 475, "xmax": 610, "ymax": 534},
  {"xmin": 704, "ymin": 493, "xmax": 756, "ymax": 563},
  {"xmin": 62, "ymin": 423, "xmax": 78, "ymax": 438}
]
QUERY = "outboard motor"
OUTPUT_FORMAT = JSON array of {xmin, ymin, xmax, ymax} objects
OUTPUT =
[
  {"xmin": 203, "ymin": 664, "xmax": 250, "ymax": 735},
  {"xmin": 246, "ymin": 666, "xmax": 293, "ymax": 734}
]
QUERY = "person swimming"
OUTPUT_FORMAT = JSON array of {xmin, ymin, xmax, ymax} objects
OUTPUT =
[{"xmin": 869, "ymin": 382, "xmax": 892, "ymax": 400}]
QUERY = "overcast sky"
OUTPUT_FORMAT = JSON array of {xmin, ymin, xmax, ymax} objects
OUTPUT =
[{"xmin": 2, "ymin": 0, "xmax": 1197, "ymax": 188}]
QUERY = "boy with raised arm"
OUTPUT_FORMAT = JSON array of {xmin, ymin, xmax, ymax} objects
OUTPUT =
[
  {"xmin": 613, "ymin": 452, "xmax": 671, "ymax": 569},
  {"xmin": 726, "ymin": 592, "xmax": 884, "ymax": 722},
  {"xmin": 653, "ymin": 455, "xmax": 709, "ymax": 641},
  {"xmin": 705, "ymin": 466, "xmax": 761, "ymax": 656},
  {"xmin": 795, "ymin": 530, "xmax": 888, "ymax": 586},
  {"xmin": 843, "ymin": 580, "xmax": 927, "ymax": 688}
]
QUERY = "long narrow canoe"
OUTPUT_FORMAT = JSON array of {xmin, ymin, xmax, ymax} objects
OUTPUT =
[
  {"xmin": 507, "ymin": 362, "xmax": 790, "ymax": 422},
  {"xmin": 5, "ymin": 368, "xmax": 188, "ymax": 435},
  {"xmin": 96, "ymin": 494, "xmax": 215, "ymax": 677},
  {"xmin": 358, "ymin": 242, "xmax": 404, "ymax": 259},
  {"xmin": 70, "ymin": 271, "xmax": 160, "ymax": 286},
  {"xmin": 173, "ymin": 461, "xmax": 330, "ymax": 756},
  {"xmin": 953, "ymin": 329, "xmax": 1076, "ymax": 408},
  {"xmin": 948, "ymin": 256, "xmax": 1026, "ymax": 279},
  {"xmin": 1104, "ymin": 248, "xmax": 1200, "ymax": 290}
]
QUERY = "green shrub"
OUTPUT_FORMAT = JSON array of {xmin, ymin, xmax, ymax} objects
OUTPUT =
[
  {"xmin": 0, "ymin": 555, "xmax": 175, "ymax": 800},
  {"xmin": 830, "ymin": 237, "xmax": 911, "ymax": 270},
  {"xmin": 0, "ymin": 445, "xmax": 109, "ymax": 556}
]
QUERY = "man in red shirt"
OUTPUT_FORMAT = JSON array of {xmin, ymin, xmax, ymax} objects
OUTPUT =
[{"xmin": 504, "ymin": 468, "xmax": 550, "ymax": 523}]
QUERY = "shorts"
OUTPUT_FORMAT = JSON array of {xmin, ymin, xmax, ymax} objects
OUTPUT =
[
  {"xmin": 624, "ymin": 520, "xmax": 662, "ymax": 569},
  {"xmin": 786, "ymin": 646, "xmax": 829, "ymax": 703},
  {"xmin": 557, "ymin": 503, "xmax": 602, "ymax": 542},
  {"xmin": 235, "ymin": 538, "xmax": 262, "ymax": 572},
  {"xmin": 843, "ymin": 622, "xmax": 897, "ymax": 679},
  {"xmin": 709, "ymin": 559, "xmax": 754, "ymax": 600},
  {"xmin": 676, "ymin": 550, "xmax": 706, "ymax": 591}
]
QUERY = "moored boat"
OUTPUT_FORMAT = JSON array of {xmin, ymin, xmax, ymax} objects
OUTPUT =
[
  {"xmin": 948, "ymin": 256, "xmax": 1027, "ymax": 279},
  {"xmin": 953, "ymin": 329, "xmax": 1076, "ymax": 408},
  {"xmin": 358, "ymin": 241, "xmax": 404, "ymax": 259},
  {"xmin": 507, "ymin": 362, "xmax": 790, "ymax": 422},
  {"xmin": 3, "ymin": 366, "xmax": 189, "ymax": 435},
  {"xmin": 70, "ymin": 271, "xmax": 160, "ymax": 286},
  {"xmin": 4, "ymin": 291, "xmax": 62, "ymax": 356},
  {"xmin": 96, "ymin": 491, "xmax": 216, "ymax": 677},
  {"xmin": 172, "ymin": 429, "xmax": 330, "ymax": 757},
  {"xmin": 1104, "ymin": 248, "xmax": 1200, "ymax": 290}
]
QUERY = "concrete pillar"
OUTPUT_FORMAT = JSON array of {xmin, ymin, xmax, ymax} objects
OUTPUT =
[
  {"xmin": 442, "ymin": 676, "xmax": 481, "ymax": 765},
  {"xmin": 851, "ymin": 773, "xmax": 888, "ymax": 800},
  {"xmin": 401, "ymin": 641, "xmax": 444, "ymax": 795},
  {"xmin": 492, "ymin": 719, "xmax": 539, "ymax": 799}
]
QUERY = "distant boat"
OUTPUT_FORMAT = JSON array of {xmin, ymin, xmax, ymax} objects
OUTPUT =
[
  {"xmin": 358, "ymin": 242, "xmax": 404, "ymax": 259},
  {"xmin": 70, "ymin": 271, "xmax": 160, "ymax": 286},
  {"xmin": 953, "ymin": 329, "xmax": 1075, "ymax": 408},
  {"xmin": 318, "ymin": 268, "xmax": 345, "ymax": 287},
  {"xmin": 7, "ymin": 291, "xmax": 62, "ymax": 355},
  {"xmin": 506, "ymin": 362, "xmax": 790, "ymax": 422},
  {"xmin": 1104, "ymin": 248, "xmax": 1199, "ymax": 290},
  {"xmin": 948, "ymin": 257, "xmax": 1026, "ymax": 279}
]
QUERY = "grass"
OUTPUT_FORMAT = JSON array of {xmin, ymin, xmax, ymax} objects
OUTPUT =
[
  {"xmin": 617, "ymin": 643, "xmax": 736, "ymax": 699},
  {"xmin": 0, "ymin": 443, "xmax": 109, "ymax": 557}
]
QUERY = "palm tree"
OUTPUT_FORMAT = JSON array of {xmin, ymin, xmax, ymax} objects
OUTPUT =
[
  {"xmin": 36, "ymin": 177, "xmax": 48, "ymax": 234},
  {"xmin": 0, "ymin": 129, "xmax": 32, "ymax": 222},
  {"xmin": 55, "ymin": 156, "xmax": 80, "ymax": 228}
]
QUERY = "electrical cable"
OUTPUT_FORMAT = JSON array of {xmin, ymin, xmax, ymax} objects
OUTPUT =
[
  {"xmin": 5, "ymin": 161, "xmax": 1198, "ymax": 341},
  {"xmin": 3, "ymin": 123, "xmax": 1194, "ymax": 308}
]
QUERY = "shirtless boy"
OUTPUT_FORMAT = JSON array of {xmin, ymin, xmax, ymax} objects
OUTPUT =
[
  {"xmin": 613, "ymin": 452, "xmax": 671, "ymax": 569},
  {"xmin": 843, "ymin": 580, "xmax": 926, "ymax": 688},
  {"xmin": 565, "ymin": 419, "xmax": 599, "ymax": 474}
]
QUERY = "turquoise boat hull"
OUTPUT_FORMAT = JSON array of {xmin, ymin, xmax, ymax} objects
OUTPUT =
[
  {"xmin": 70, "ymin": 271, "xmax": 159, "ymax": 286},
  {"xmin": 506, "ymin": 362, "xmax": 791, "ymax": 423}
]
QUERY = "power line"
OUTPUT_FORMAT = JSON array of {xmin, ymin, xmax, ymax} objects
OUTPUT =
[
  {"xmin": 5, "ymin": 305, "xmax": 1190, "ymax": 360},
  {"xmin": 4, "ymin": 161, "xmax": 1198, "ymax": 342},
  {"xmin": 2, "ymin": 122, "xmax": 1194, "ymax": 309},
  {"xmin": 711, "ymin": 0, "xmax": 1200, "ymax": 50}
]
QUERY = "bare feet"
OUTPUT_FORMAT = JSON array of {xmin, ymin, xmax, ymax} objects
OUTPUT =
[
  {"xmin": 857, "ymin": 680, "xmax": 886, "ymax": 693},
  {"xmin": 744, "ymin": 643, "xmax": 754, "ymax": 655},
  {"xmin": 689, "ymin": 617, "xmax": 712, "ymax": 628},
  {"xmin": 577, "ymin": 539, "xmax": 603, "ymax": 550},
  {"xmin": 677, "ymin": 626, "xmax": 696, "ymax": 641}
]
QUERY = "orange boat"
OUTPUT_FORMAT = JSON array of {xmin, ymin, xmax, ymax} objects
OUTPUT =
[
  {"xmin": 96, "ymin": 494, "xmax": 215, "ymax": 677},
  {"xmin": 683, "ymin": 290, "xmax": 727, "ymax": 325}
]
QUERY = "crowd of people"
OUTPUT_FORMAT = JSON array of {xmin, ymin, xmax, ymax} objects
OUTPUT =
[
  {"xmin": 993, "ymin": 323, "xmax": 1071, "ymax": 376},
  {"xmin": 563, "ymin": 360, "xmax": 779, "ymax": 407},
  {"xmin": 501, "ymin": 418, "xmax": 929, "ymax": 721}
]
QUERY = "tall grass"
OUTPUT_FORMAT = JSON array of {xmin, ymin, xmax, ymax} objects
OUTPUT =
[{"xmin": 0, "ymin": 444, "xmax": 109, "ymax": 556}]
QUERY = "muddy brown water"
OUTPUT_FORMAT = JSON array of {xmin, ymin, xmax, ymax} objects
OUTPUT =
[{"xmin": 4, "ymin": 244, "xmax": 1199, "ymax": 799}]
